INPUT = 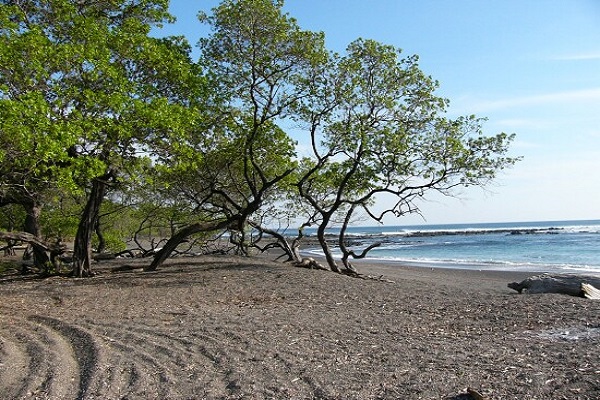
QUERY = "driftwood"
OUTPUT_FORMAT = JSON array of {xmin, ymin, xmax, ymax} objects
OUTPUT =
[
  {"xmin": 508, "ymin": 274, "xmax": 600, "ymax": 298},
  {"xmin": 293, "ymin": 257, "xmax": 328, "ymax": 271},
  {"xmin": 466, "ymin": 387, "xmax": 487, "ymax": 400},
  {"xmin": 582, "ymin": 283, "xmax": 600, "ymax": 300},
  {"xmin": 0, "ymin": 231, "xmax": 65, "ymax": 254}
]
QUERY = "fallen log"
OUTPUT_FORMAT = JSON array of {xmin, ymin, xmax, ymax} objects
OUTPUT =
[
  {"xmin": 467, "ymin": 387, "xmax": 487, "ymax": 400},
  {"xmin": 93, "ymin": 252, "xmax": 117, "ymax": 261},
  {"xmin": 508, "ymin": 273, "xmax": 600, "ymax": 297},
  {"xmin": 582, "ymin": 283, "xmax": 600, "ymax": 300},
  {"xmin": 0, "ymin": 231, "xmax": 64, "ymax": 253},
  {"xmin": 293, "ymin": 257, "xmax": 328, "ymax": 271}
]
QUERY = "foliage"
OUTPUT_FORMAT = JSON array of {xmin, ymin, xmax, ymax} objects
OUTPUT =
[
  {"xmin": 0, "ymin": 0, "xmax": 208, "ymax": 274},
  {"xmin": 291, "ymin": 38, "xmax": 519, "ymax": 272},
  {"xmin": 92, "ymin": 231, "xmax": 127, "ymax": 253},
  {"xmin": 0, "ymin": 0, "xmax": 520, "ymax": 276},
  {"xmin": 0, "ymin": 204, "xmax": 26, "ymax": 231},
  {"xmin": 143, "ymin": 0, "xmax": 324, "ymax": 264},
  {"xmin": 196, "ymin": 0, "xmax": 324, "ymax": 200},
  {"xmin": 39, "ymin": 192, "xmax": 82, "ymax": 240}
]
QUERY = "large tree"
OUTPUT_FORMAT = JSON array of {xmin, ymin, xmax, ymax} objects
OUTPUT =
[
  {"xmin": 148, "ymin": 0, "xmax": 519, "ymax": 273},
  {"xmin": 0, "ymin": 0, "xmax": 204, "ymax": 276},
  {"xmin": 0, "ymin": 0, "xmax": 83, "ymax": 266},
  {"xmin": 291, "ymin": 39, "xmax": 519, "ymax": 273},
  {"xmin": 147, "ymin": 0, "xmax": 327, "ymax": 270}
]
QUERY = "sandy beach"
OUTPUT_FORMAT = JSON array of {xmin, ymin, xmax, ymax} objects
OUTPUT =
[{"xmin": 0, "ymin": 255, "xmax": 598, "ymax": 399}]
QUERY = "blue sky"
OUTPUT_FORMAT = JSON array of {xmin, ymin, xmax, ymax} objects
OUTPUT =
[{"xmin": 155, "ymin": 0, "xmax": 600, "ymax": 225}]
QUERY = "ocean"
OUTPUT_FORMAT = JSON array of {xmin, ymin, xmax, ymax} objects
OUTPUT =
[{"xmin": 303, "ymin": 219, "xmax": 600, "ymax": 274}]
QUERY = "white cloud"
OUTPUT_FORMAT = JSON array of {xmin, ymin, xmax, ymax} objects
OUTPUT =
[
  {"xmin": 551, "ymin": 52, "xmax": 600, "ymax": 61},
  {"xmin": 586, "ymin": 130, "xmax": 600, "ymax": 139},
  {"xmin": 506, "ymin": 152, "xmax": 600, "ymax": 185},
  {"xmin": 460, "ymin": 88, "xmax": 600, "ymax": 113}
]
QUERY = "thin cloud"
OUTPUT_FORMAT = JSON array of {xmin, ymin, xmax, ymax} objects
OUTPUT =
[
  {"xmin": 466, "ymin": 88, "xmax": 600, "ymax": 113},
  {"xmin": 551, "ymin": 52, "xmax": 600, "ymax": 61},
  {"xmin": 511, "ymin": 139, "xmax": 542, "ymax": 150},
  {"xmin": 588, "ymin": 130, "xmax": 600, "ymax": 138}
]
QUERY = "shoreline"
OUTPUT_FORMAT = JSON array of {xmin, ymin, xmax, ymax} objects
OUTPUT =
[
  {"xmin": 346, "ymin": 256, "xmax": 600, "ymax": 277},
  {"xmin": 259, "ymin": 248, "xmax": 539, "ymax": 294},
  {"xmin": 287, "ymin": 243, "xmax": 599, "ymax": 278},
  {"xmin": 297, "ymin": 244, "xmax": 600, "ymax": 275},
  {"xmin": 315, "ymin": 257, "xmax": 539, "ymax": 294},
  {"xmin": 289, "ymin": 218, "xmax": 600, "ymax": 276}
]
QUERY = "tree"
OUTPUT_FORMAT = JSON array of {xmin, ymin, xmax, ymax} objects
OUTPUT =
[
  {"xmin": 147, "ymin": 0, "xmax": 327, "ymax": 270},
  {"xmin": 0, "ymin": 0, "xmax": 83, "ymax": 267},
  {"xmin": 0, "ymin": 0, "xmax": 519, "ymax": 276},
  {"xmin": 1, "ymin": 0, "xmax": 205, "ymax": 276},
  {"xmin": 149, "ymin": 1, "xmax": 519, "ymax": 274},
  {"xmin": 291, "ymin": 39, "xmax": 519, "ymax": 273}
]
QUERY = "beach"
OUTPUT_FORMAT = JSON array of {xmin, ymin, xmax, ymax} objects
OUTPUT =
[{"xmin": 0, "ymin": 255, "xmax": 598, "ymax": 399}]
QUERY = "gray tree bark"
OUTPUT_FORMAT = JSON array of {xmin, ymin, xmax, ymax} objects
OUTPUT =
[{"xmin": 508, "ymin": 274, "xmax": 600, "ymax": 297}]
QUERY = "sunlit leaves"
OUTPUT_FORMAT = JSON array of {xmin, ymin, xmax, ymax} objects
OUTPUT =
[
  {"xmin": 199, "ymin": 0, "xmax": 327, "ymax": 119},
  {"xmin": 0, "ymin": 0, "xmax": 520, "ymax": 272},
  {"xmin": 0, "ymin": 0, "xmax": 204, "ymax": 257},
  {"xmin": 295, "ymin": 35, "xmax": 519, "ymax": 231}
]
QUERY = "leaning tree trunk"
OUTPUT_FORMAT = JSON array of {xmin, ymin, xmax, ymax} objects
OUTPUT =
[
  {"xmin": 23, "ymin": 201, "xmax": 50, "ymax": 269},
  {"xmin": 146, "ymin": 219, "xmax": 235, "ymax": 271},
  {"xmin": 72, "ymin": 175, "xmax": 111, "ymax": 277},
  {"xmin": 247, "ymin": 221, "xmax": 301, "ymax": 262},
  {"xmin": 317, "ymin": 224, "xmax": 340, "ymax": 273},
  {"xmin": 337, "ymin": 206, "xmax": 382, "ymax": 275}
]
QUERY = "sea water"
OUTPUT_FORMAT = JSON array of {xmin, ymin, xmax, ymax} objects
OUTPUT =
[{"xmin": 303, "ymin": 219, "xmax": 600, "ymax": 274}]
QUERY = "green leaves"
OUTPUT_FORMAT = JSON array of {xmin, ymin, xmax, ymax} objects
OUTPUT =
[
  {"xmin": 0, "ymin": 1, "xmax": 205, "ymax": 252},
  {"xmin": 0, "ymin": 0, "xmax": 520, "ymax": 273},
  {"xmin": 294, "ymin": 32, "xmax": 520, "ymax": 232},
  {"xmin": 0, "ymin": 0, "xmax": 200, "ymax": 181},
  {"xmin": 199, "ymin": 0, "xmax": 327, "ymax": 118}
]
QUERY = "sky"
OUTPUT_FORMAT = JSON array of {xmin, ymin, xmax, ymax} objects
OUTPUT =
[{"xmin": 154, "ymin": 0, "xmax": 600, "ymax": 226}]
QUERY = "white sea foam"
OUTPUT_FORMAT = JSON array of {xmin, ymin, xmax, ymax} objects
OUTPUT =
[{"xmin": 300, "ymin": 220, "xmax": 600, "ymax": 274}]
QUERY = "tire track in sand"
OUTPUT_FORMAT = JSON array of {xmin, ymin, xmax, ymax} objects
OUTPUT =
[
  {"xmin": 79, "ymin": 319, "xmax": 242, "ymax": 398},
  {"xmin": 0, "ymin": 315, "xmax": 95, "ymax": 399},
  {"xmin": 29, "ymin": 315, "xmax": 98, "ymax": 399}
]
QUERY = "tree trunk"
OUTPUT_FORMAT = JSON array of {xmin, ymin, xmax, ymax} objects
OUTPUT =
[
  {"xmin": 338, "ymin": 207, "xmax": 381, "ymax": 275},
  {"xmin": 338, "ymin": 206, "xmax": 359, "ymax": 274},
  {"xmin": 95, "ymin": 220, "xmax": 106, "ymax": 254},
  {"xmin": 146, "ymin": 219, "xmax": 235, "ymax": 271},
  {"xmin": 316, "ymin": 223, "xmax": 339, "ymax": 273},
  {"xmin": 247, "ymin": 221, "xmax": 301, "ymax": 262},
  {"xmin": 23, "ymin": 201, "xmax": 50, "ymax": 268},
  {"xmin": 72, "ymin": 175, "xmax": 111, "ymax": 277}
]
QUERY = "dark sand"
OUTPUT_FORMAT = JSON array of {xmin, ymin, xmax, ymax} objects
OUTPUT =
[{"xmin": 0, "ymin": 255, "xmax": 598, "ymax": 399}]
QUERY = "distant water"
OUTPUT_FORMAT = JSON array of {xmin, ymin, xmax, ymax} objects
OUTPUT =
[{"xmin": 303, "ymin": 220, "xmax": 600, "ymax": 274}]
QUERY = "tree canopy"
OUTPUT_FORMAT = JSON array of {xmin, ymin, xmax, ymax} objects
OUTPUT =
[
  {"xmin": 0, "ymin": 0, "xmax": 519, "ymax": 276},
  {"xmin": 0, "ymin": 0, "xmax": 206, "ymax": 275}
]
